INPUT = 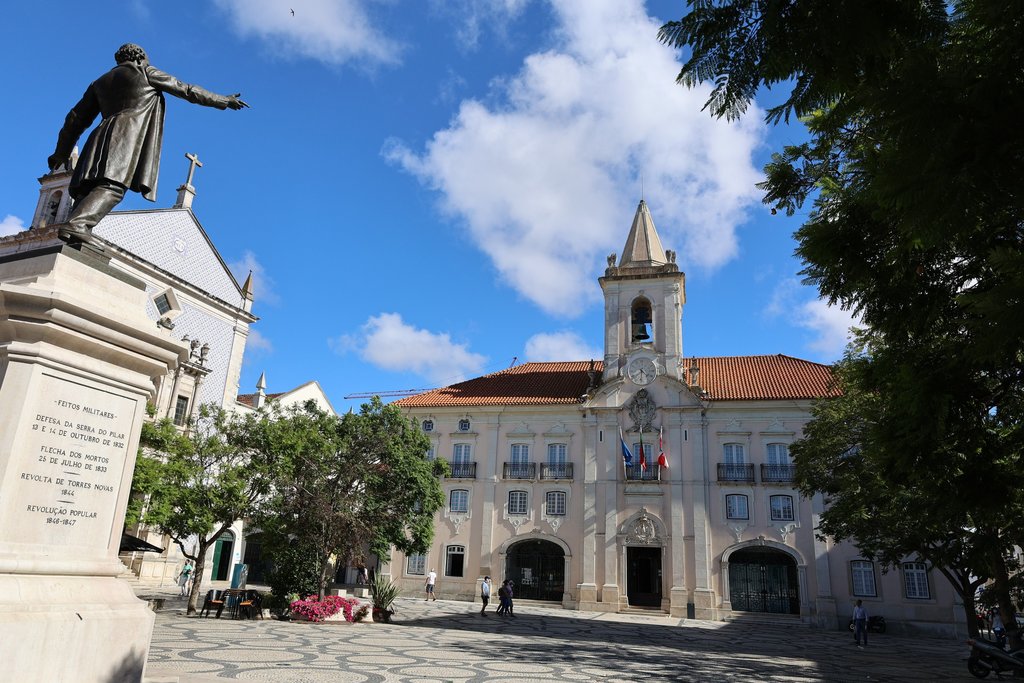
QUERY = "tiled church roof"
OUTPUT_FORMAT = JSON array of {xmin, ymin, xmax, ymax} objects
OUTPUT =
[
  {"xmin": 393, "ymin": 355, "xmax": 835, "ymax": 408},
  {"xmin": 236, "ymin": 391, "xmax": 284, "ymax": 408}
]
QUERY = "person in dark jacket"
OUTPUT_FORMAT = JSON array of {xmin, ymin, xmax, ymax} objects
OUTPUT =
[{"xmin": 47, "ymin": 43, "xmax": 247, "ymax": 249}]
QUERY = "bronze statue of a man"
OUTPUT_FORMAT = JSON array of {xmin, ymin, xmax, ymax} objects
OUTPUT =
[{"xmin": 48, "ymin": 43, "xmax": 248, "ymax": 249}]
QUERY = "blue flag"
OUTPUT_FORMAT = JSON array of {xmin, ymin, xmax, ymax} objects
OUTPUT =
[{"xmin": 619, "ymin": 428, "xmax": 633, "ymax": 466}]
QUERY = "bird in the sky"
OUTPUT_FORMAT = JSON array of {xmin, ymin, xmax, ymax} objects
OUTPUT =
[{"xmin": 290, "ymin": 9, "xmax": 295, "ymax": 16}]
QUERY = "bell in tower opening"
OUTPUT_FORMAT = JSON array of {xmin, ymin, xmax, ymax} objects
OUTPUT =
[{"xmin": 631, "ymin": 298, "xmax": 653, "ymax": 342}]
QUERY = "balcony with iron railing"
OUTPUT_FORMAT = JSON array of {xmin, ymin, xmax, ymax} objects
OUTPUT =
[
  {"xmin": 502, "ymin": 462, "xmax": 537, "ymax": 480},
  {"xmin": 540, "ymin": 462, "xmax": 573, "ymax": 480},
  {"xmin": 624, "ymin": 463, "xmax": 661, "ymax": 481},
  {"xmin": 760, "ymin": 463, "xmax": 796, "ymax": 483},
  {"xmin": 717, "ymin": 462, "xmax": 755, "ymax": 483},
  {"xmin": 447, "ymin": 461, "xmax": 477, "ymax": 479}
]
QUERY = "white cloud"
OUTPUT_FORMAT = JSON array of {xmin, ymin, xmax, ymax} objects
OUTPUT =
[
  {"xmin": 430, "ymin": 0, "xmax": 531, "ymax": 51},
  {"xmin": 333, "ymin": 313, "xmax": 487, "ymax": 385},
  {"xmin": 0, "ymin": 215, "xmax": 26, "ymax": 237},
  {"xmin": 228, "ymin": 251, "xmax": 279, "ymax": 306},
  {"xmin": 215, "ymin": 0, "xmax": 404, "ymax": 68},
  {"xmin": 524, "ymin": 331, "xmax": 600, "ymax": 362},
  {"xmin": 245, "ymin": 329, "xmax": 274, "ymax": 353},
  {"xmin": 767, "ymin": 278, "xmax": 859, "ymax": 361},
  {"xmin": 387, "ymin": 0, "xmax": 764, "ymax": 316}
]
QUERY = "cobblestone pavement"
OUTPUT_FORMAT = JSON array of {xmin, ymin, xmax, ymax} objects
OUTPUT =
[{"xmin": 141, "ymin": 588, "xmax": 976, "ymax": 683}]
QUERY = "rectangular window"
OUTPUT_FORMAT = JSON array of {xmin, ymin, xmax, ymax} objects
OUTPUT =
[
  {"xmin": 452, "ymin": 443, "xmax": 471, "ymax": 463},
  {"xmin": 449, "ymin": 489, "xmax": 469, "ymax": 513},
  {"xmin": 508, "ymin": 490, "xmax": 528, "ymax": 515},
  {"xmin": 173, "ymin": 395, "xmax": 189, "ymax": 426},
  {"xmin": 725, "ymin": 494, "xmax": 749, "ymax": 520},
  {"xmin": 903, "ymin": 562, "xmax": 930, "ymax": 599},
  {"xmin": 510, "ymin": 443, "xmax": 529, "ymax": 464},
  {"xmin": 426, "ymin": 445, "xmax": 435, "ymax": 461},
  {"xmin": 851, "ymin": 560, "xmax": 877, "ymax": 597},
  {"xmin": 545, "ymin": 491, "xmax": 567, "ymax": 516},
  {"xmin": 723, "ymin": 443, "xmax": 745, "ymax": 464},
  {"xmin": 769, "ymin": 495, "xmax": 795, "ymax": 521},
  {"xmin": 154, "ymin": 293, "xmax": 172, "ymax": 315},
  {"xmin": 547, "ymin": 443, "xmax": 567, "ymax": 464},
  {"xmin": 766, "ymin": 443, "xmax": 791, "ymax": 465},
  {"xmin": 407, "ymin": 554, "xmax": 426, "ymax": 575},
  {"xmin": 446, "ymin": 545, "xmax": 465, "ymax": 577}
]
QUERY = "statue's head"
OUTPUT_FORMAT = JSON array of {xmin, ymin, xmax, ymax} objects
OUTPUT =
[{"xmin": 114, "ymin": 43, "xmax": 148, "ymax": 65}]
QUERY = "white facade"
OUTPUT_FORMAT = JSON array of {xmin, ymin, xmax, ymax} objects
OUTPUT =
[{"xmin": 392, "ymin": 201, "xmax": 963, "ymax": 635}]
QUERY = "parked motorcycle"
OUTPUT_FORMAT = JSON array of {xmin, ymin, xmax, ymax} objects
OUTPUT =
[
  {"xmin": 967, "ymin": 637, "xmax": 1024, "ymax": 678},
  {"xmin": 847, "ymin": 615, "xmax": 887, "ymax": 634}
]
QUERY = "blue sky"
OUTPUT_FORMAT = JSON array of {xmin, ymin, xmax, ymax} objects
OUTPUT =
[{"xmin": 0, "ymin": 0, "xmax": 856, "ymax": 413}]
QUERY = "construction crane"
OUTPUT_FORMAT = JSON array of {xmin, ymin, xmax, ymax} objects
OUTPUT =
[
  {"xmin": 343, "ymin": 357, "xmax": 520, "ymax": 400},
  {"xmin": 342, "ymin": 388, "xmax": 430, "ymax": 399}
]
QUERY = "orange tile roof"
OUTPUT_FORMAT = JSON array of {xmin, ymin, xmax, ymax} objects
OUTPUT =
[
  {"xmin": 236, "ymin": 391, "xmax": 284, "ymax": 408},
  {"xmin": 392, "ymin": 355, "xmax": 835, "ymax": 408}
]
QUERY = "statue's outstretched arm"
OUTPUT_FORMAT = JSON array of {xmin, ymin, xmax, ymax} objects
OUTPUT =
[{"xmin": 146, "ymin": 66, "xmax": 249, "ymax": 110}]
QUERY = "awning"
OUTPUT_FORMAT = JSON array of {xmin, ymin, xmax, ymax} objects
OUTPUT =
[{"xmin": 120, "ymin": 532, "xmax": 164, "ymax": 553}]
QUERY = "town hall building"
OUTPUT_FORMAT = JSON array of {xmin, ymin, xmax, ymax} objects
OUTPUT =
[{"xmin": 390, "ymin": 200, "xmax": 961, "ymax": 634}]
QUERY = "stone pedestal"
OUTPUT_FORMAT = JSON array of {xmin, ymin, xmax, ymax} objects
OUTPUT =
[{"xmin": 0, "ymin": 245, "xmax": 185, "ymax": 682}]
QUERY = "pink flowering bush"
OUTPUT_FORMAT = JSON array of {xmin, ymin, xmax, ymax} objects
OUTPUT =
[{"xmin": 289, "ymin": 595, "xmax": 365, "ymax": 622}]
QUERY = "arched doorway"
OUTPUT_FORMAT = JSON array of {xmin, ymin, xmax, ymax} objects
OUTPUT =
[
  {"xmin": 505, "ymin": 539, "xmax": 565, "ymax": 601},
  {"xmin": 728, "ymin": 547, "xmax": 799, "ymax": 614}
]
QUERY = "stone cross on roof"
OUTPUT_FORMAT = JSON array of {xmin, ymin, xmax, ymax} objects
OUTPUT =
[
  {"xmin": 175, "ymin": 152, "xmax": 203, "ymax": 210},
  {"xmin": 184, "ymin": 152, "xmax": 203, "ymax": 187}
]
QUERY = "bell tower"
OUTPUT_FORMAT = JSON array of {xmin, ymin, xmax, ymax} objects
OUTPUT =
[
  {"xmin": 599, "ymin": 200, "xmax": 686, "ymax": 385},
  {"xmin": 30, "ymin": 148, "xmax": 78, "ymax": 229}
]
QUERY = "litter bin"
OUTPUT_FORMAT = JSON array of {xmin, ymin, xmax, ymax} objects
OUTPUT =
[{"xmin": 230, "ymin": 563, "xmax": 248, "ymax": 589}]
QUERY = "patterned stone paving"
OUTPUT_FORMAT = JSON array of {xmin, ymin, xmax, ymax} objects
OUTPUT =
[{"xmin": 143, "ymin": 591, "xmax": 976, "ymax": 682}]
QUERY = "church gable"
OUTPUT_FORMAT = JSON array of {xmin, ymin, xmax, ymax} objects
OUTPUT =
[{"xmin": 94, "ymin": 209, "xmax": 243, "ymax": 306}]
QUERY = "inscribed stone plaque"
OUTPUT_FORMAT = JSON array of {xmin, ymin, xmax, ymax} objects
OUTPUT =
[{"xmin": 3, "ymin": 371, "xmax": 139, "ymax": 548}]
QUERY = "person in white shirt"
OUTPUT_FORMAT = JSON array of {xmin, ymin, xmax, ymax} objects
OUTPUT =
[
  {"xmin": 479, "ymin": 576, "xmax": 491, "ymax": 616},
  {"xmin": 425, "ymin": 569, "xmax": 437, "ymax": 601},
  {"xmin": 852, "ymin": 599, "xmax": 868, "ymax": 648}
]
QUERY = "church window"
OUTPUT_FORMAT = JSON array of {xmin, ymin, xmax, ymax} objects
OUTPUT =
[
  {"xmin": 902, "ymin": 562, "xmax": 930, "ymax": 599},
  {"xmin": 725, "ymin": 494, "xmax": 748, "ymax": 520},
  {"xmin": 631, "ymin": 297, "xmax": 653, "ymax": 342},
  {"xmin": 173, "ymin": 395, "xmax": 190, "ymax": 426},
  {"xmin": 851, "ymin": 560, "xmax": 877, "ymax": 597},
  {"xmin": 407, "ymin": 554, "xmax": 426, "ymax": 576}
]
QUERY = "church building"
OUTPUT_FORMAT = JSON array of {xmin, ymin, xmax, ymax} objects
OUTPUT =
[{"xmin": 390, "ymin": 200, "xmax": 961, "ymax": 634}]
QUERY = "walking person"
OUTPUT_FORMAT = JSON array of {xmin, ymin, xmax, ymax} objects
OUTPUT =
[
  {"xmin": 425, "ymin": 568, "xmax": 437, "ymax": 601},
  {"xmin": 176, "ymin": 560, "xmax": 193, "ymax": 597},
  {"xmin": 853, "ymin": 599, "xmax": 868, "ymax": 648},
  {"xmin": 506, "ymin": 579, "xmax": 516, "ymax": 617},
  {"xmin": 479, "ymin": 576, "xmax": 491, "ymax": 616},
  {"xmin": 496, "ymin": 580, "xmax": 510, "ymax": 615}
]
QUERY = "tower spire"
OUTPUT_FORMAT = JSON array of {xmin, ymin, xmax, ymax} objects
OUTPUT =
[{"xmin": 618, "ymin": 199, "xmax": 668, "ymax": 268}]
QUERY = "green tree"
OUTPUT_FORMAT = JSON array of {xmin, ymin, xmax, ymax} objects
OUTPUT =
[
  {"xmin": 128, "ymin": 405, "xmax": 281, "ymax": 614},
  {"xmin": 791, "ymin": 347, "xmax": 1016, "ymax": 635},
  {"xmin": 256, "ymin": 398, "xmax": 447, "ymax": 599},
  {"xmin": 660, "ymin": 0, "xmax": 1024, "ymax": 635}
]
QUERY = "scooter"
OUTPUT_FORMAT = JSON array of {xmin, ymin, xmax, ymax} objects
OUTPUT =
[
  {"xmin": 848, "ymin": 615, "xmax": 887, "ymax": 634},
  {"xmin": 966, "ymin": 636, "xmax": 1024, "ymax": 678}
]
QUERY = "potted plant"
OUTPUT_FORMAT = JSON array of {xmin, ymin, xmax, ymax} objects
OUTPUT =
[{"xmin": 369, "ymin": 574, "xmax": 399, "ymax": 622}]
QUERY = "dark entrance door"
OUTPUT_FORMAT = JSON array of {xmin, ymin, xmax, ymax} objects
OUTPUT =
[
  {"xmin": 505, "ymin": 539, "xmax": 564, "ymax": 601},
  {"xmin": 728, "ymin": 547, "xmax": 799, "ymax": 614},
  {"xmin": 626, "ymin": 546, "xmax": 662, "ymax": 607},
  {"xmin": 212, "ymin": 536, "xmax": 234, "ymax": 581}
]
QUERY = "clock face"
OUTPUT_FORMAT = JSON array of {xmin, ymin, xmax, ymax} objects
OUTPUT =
[{"xmin": 628, "ymin": 358, "xmax": 657, "ymax": 386}]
